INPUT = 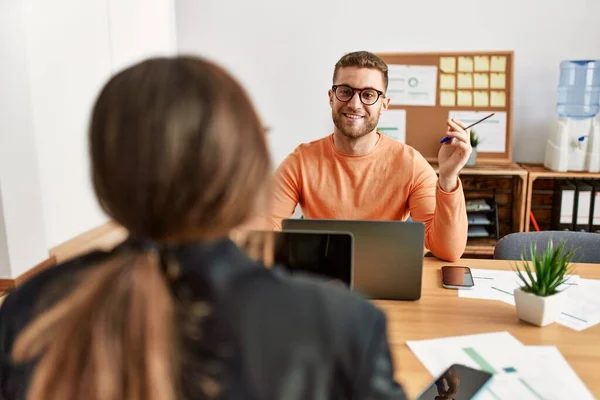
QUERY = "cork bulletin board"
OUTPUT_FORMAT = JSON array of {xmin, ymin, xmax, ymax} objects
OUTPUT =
[{"xmin": 375, "ymin": 51, "xmax": 514, "ymax": 164}]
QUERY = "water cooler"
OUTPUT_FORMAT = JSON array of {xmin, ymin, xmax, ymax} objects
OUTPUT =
[{"xmin": 544, "ymin": 60, "xmax": 600, "ymax": 172}]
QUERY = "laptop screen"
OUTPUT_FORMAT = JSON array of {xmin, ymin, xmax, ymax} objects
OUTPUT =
[{"xmin": 247, "ymin": 230, "xmax": 353, "ymax": 287}]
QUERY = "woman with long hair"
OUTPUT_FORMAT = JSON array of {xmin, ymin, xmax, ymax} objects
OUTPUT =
[{"xmin": 0, "ymin": 56, "xmax": 406, "ymax": 400}]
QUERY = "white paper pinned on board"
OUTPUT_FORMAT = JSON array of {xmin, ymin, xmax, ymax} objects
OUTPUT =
[
  {"xmin": 387, "ymin": 65, "xmax": 438, "ymax": 106},
  {"xmin": 377, "ymin": 109, "xmax": 406, "ymax": 142},
  {"xmin": 448, "ymin": 110, "xmax": 507, "ymax": 153}
]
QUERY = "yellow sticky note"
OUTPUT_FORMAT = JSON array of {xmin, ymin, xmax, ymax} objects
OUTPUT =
[
  {"xmin": 491, "ymin": 91, "xmax": 506, "ymax": 107},
  {"xmin": 457, "ymin": 73, "xmax": 473, "ymax": 89},
  {"xmin": 458, "ymin": 56, "xmax": 473, "ymax": 72},
  {"xmin": 440, "ymin": 91, "xmax": 456, "ymax": 106},
  {"xmin": 440, "ymin": 74, "xmax": 456, "ymax": 89},
  {"xmin": 474, "ymin": 56, "xmax": 490, "ymax": 71},
  {"xmin": 473, "ymin": 91, "xmax": 489, "ymax": 107},
  {"xmin": 473, "ymin": 73, "xmax": 489, "ymax": 89},
  {"xmin": 440, "ymin": 57, "xmax": 456, "ymax": 73},
  {"xmin": 491, "ymin": 56, "xmax": 507, "ymax": 72},
  {"xmin": 490, "ymin": 73, "xmax": 506, "ymax": 89},
  {"xmin": 457, "ymin": 91, "xmax": 472, "ymax": 106}
]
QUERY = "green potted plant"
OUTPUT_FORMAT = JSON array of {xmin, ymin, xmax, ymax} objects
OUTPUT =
[
  {"xmin": 466, "ymin": 130, "xmax": 481, "ymax": 167},
  {"xmin": 513, "ymin": 239, "xmax": 576, "ymax": 327}
]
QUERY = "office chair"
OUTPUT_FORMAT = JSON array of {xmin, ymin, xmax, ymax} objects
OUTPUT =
[{"xmin": 493, "ymin": 231, "xmax": 600, "ymax": 263}]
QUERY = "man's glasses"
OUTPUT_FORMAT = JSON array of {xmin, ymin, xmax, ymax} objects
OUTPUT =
[{"xmin": 332, "ymin": 85, "xmax": 385, "ymax": 106}]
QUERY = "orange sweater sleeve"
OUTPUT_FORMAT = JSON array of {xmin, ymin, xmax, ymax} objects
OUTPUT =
[
  {"xmin": 267, "ymin": 150, "xmax": 303, "ymax": 230},
  {"xmin": 407, "ymin": 154, "xmax": 468, "ymax": 262}
]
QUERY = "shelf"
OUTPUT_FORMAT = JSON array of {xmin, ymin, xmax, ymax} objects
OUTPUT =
[
  {"xmin": 431, "ymin": 162, "xmax": 528, "ymax": 177},
  {"xmin": 519, "ymin": 163, "xmax": 600, "ymax": 180},
  {"xmin": 519, "ymin": 163, "xmax": 600, "ymax": 231},
  {"xmin": 465, "ymin": 238, "xmax": 497, "ymax": 256}
]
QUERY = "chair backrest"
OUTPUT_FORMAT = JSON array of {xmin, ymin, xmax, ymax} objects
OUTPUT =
[{"xmin": 493, "ymin": 231, "xmax": 600, "ymax": 263}]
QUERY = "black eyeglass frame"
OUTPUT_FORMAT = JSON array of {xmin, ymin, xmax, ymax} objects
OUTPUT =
[{"xmin": 331, "ymin": 84, "xmax": 385, "ymax": 105}]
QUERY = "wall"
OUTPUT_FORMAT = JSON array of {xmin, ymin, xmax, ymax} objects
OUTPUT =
[
  {"xmin": 0, "ymin": 0, "xmax": 176, "ymax": 278},
  {"xmin": 22, "ymin": 0, "xmax": 177, "ymax": 249},
  {"xmin": 175, "ymin": 0, "xmax": 600, "ymax": 166},
  {"xmin": 107, "ymin": 0, "xmax": 177, "ymax": 72},
  {"xmin": 0, "ymin": 0, "xmax": 49, "ymax": 277}
]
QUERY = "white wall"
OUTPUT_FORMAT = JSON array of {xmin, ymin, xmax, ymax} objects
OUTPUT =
[
  {"xmin": 0, "ymin": 0, "xmax": 49, "ymax": 277},
  {"xmin": 23, "ymin": 0, "xmax": 114, "ymax": 250},
  {"xmin": 175, "ymin": 0, "xmax": 600, "ymax": 165},
  {"xmin": 21, "ymin": 0, "xmax": 177, "ymax": 249},
  {"xmin": 107, "ymin": 0, "xmax": 177, "ymax": 72},
  {"xmin": 0, "ymin": 0, "xmax": 177, "ymax": 278}
]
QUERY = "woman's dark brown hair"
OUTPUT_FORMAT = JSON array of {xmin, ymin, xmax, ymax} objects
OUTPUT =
[{"xmin": 11, "ymin": 56, "xmax": 272, "ymax": 400}]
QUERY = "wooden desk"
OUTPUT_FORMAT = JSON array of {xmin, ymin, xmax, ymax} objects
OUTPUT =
[{"xmin": 374, "ymin": 257, "xmax": 600, "ymax": 399}]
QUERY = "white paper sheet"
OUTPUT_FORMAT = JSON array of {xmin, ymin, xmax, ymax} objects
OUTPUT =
[
  {"xmin": 459, "ymin": 269, "xmax": 600, "ymax": 331},
  {"xmin": 407, "ymin": 331, "xmax": 524, "ymax": 377},
  {"xmin": 408, "ymin": 332, "xmax": 594, "ymax": 400},
  {"xmin": 524, "ymin": 346, "xmax": 595, "ymax": 399},
  {"xmin": 448, "ymin": 111, "xmax": 507, "ymax": 153},
  {"xmin": 387, "ymin": 65, "xmax": 437, "ymax": 106},
  {"xmin": 376, "ymin": 109, "xmax": 406, "ymax": 142},
  {"xmin": 458, "ymin": 268, "xmax": 516, "ymax": 304},
  {"xmin": 559, "ymin": 278, "xmax": 600, "ymax": 331}
]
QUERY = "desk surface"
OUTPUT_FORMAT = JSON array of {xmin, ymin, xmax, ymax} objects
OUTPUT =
[{"xmin": 374, "ymin": 257, "xmax": 600, "ymax": 399}]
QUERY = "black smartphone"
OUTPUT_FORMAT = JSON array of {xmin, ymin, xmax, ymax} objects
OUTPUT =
[
  {"xmin": 416, "ymin": 363, "xmax": 493, "ymax": 400},
  {"xmin": 441, "ymin": 266, "xmax": 474, "ymax": 289}
]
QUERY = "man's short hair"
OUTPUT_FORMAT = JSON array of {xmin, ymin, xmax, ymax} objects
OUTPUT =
[{"xmin": 333, "ymin": 51, "xmax": 389, "ymax": 91}]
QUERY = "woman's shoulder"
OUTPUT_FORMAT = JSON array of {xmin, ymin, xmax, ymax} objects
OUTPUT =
[
  {"xmin": 0, "ymin": 249, "xmax": 111, "ymax": 325},
  {"xmin": 225, "ymin": 265, "xmax": 386, "ymax": 342},
  {"xmin": 220, "ymin": 266, "xmax": 403, "ymax": 397}
]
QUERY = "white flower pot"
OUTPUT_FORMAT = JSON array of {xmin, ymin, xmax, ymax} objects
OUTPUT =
[
  {"xmin": 466, "ymin": 148, "xmax": 477, "ymax": 167},
  {"xmin": 513, "ymin": 288, "xmax": 567, "ymax": 327}
]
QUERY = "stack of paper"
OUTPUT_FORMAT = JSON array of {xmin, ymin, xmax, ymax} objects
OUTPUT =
[
  {"xmin": 407, "ymin": 331, "xmax": 594, "ymax": 399},
  {"xmin": 460, "ymin": 269, "xmax": 600, "ymax": 331}
]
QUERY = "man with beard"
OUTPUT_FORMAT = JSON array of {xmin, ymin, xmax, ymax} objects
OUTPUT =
[{"xmin": 267, "ymin": 51, "xmax": 469, "ymax": 262}]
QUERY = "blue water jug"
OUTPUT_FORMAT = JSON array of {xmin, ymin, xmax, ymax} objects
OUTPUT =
[{"xmin": 556, "ymin": 60, "xmax": 600, "ymax": 119}]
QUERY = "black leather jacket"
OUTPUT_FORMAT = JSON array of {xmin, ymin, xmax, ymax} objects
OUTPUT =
[{"xmin": 0, "ymin": 239, "xmax": 406, "ymax": 399}]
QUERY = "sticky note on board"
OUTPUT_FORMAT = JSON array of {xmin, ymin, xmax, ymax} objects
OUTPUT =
[
  {"xmin": 473, "ymin": 91, "xmax": 489, "ymax": 107},
  {"xmin": 474, "ymin": 56, "xmax": 490, "ymax": 71},
  {"xmin": 458, "ymin": 57, "xmax": 474, "ymax": 72},
  {"xmin": 490, "ymin": 73, "xmax": 506, "ymax": 89},
  {"xmin": 440, "ymin": 91, "xmax": 456, "ymax": 106},
  {"xmin": 440, "ymin": 74, "xmax": 456, "ymax": 89},
  {"xmin": 440, "ymin": 57, "xmax": 456, "ymax": 73},
  {"xmin": 491, "ymin": 91, "xmax": 506, "ymax": 107},
  {"xmin": 491, "ymin": 56, "xmax": 507, "ymax": 72},
  {"xmin": 457, "ymin": 73, "xmax": 473, "ymax": 89},
  {"xmin": 473, "ymin": 73, "xmax": 489, "ymax": 89},
  {"xmin": 457, "ymin": 91, "xmax": 473, "ymax": 106}
]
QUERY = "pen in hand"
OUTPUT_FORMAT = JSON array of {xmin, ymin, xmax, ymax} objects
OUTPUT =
[{"xmin": 440, "ymin": 113, "xmax": 495, "ymax": 144}]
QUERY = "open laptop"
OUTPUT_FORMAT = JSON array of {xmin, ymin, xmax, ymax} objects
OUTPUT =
[
  {"xmin": 282, "ymin": 219, "xmax": 425, "ymax": 300},
  {"xmin": 245, "ymin": 230, "xmax": 354, "ymax": 287}
]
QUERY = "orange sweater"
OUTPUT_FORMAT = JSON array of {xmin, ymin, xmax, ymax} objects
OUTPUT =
[{"xmin": 266, "ymin": 134, "xmax": 468, "ymax": 261}]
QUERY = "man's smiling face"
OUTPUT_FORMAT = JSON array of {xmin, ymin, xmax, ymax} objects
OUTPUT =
[{"xmin": 329, "ymin": 67, "xmax": 388, "ymax": 140}]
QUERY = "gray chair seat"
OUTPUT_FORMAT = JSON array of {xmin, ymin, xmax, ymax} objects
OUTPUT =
[{"xmin": 493, "ymin": 231, "xmax": 600, "ymax": 264}]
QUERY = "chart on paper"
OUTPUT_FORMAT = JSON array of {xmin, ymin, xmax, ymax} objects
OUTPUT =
[
  {"xmin": 377, "ymin": 109, "xmax": 406, "ymax": 142},
  {"xmin": 387, "ymin": 65, "xmax": 438, "ymax": 106},
  {"xmin": 407, "ymin": 332, "xmax": 594, "ymax": 400}
]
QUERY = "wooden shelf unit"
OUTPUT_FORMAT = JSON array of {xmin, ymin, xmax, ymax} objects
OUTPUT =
[
  {"xmin": 431, "ymin": 162, "xmax": 528, "ymax": 256},
  {"xmin": 519, "ymin": 163, "xmax": 600, "ymax": 232}
]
